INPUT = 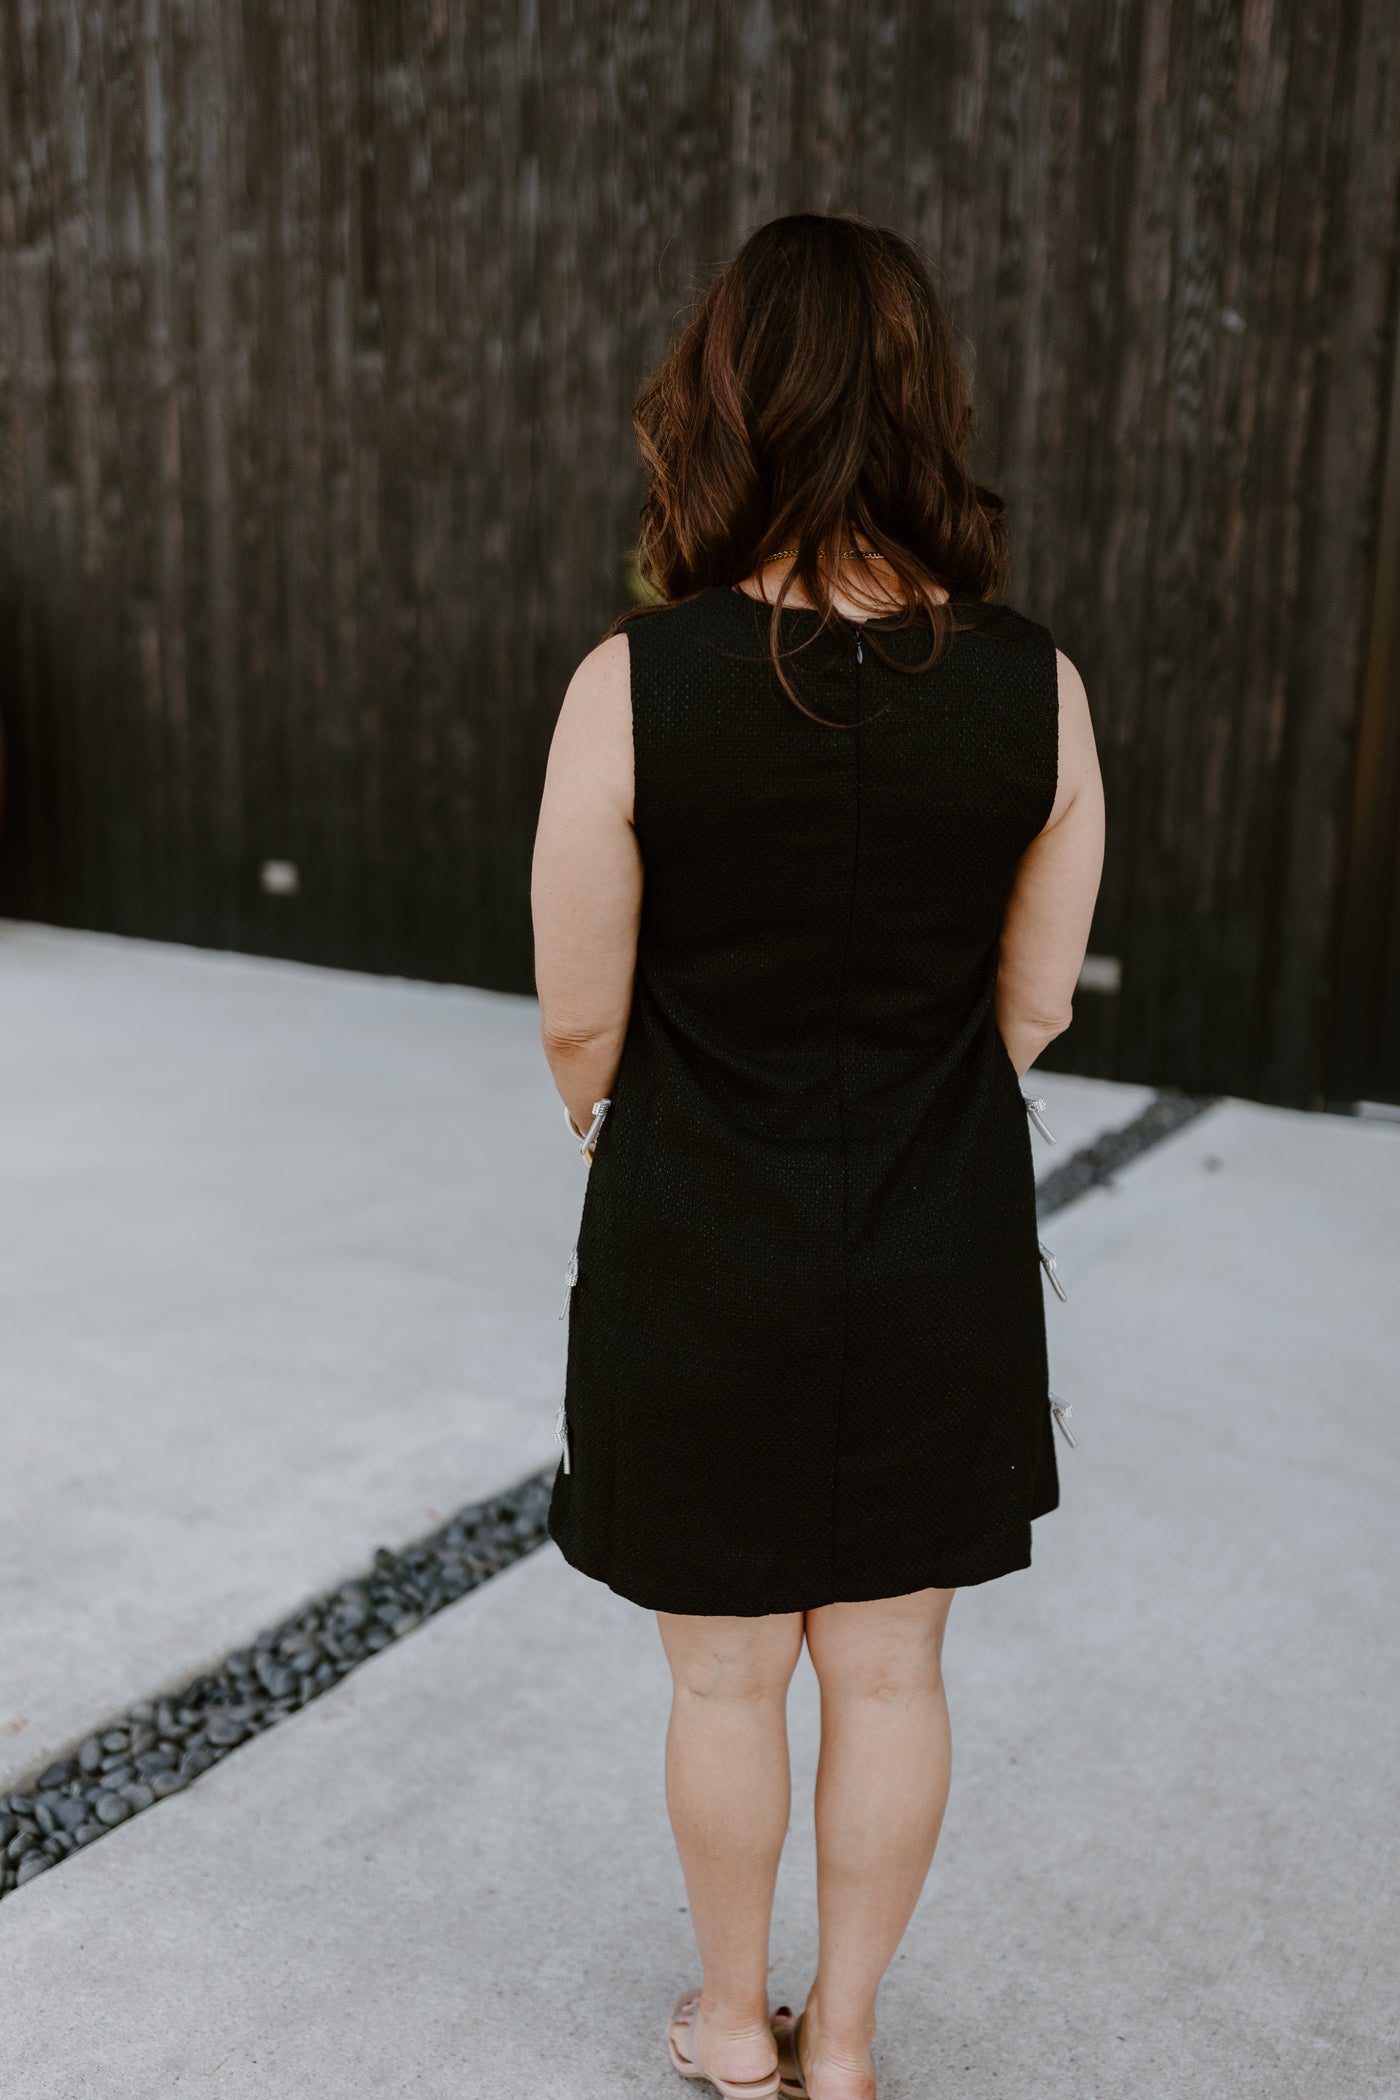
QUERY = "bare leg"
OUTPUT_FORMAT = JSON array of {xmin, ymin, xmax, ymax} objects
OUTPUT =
[
  {"xmin": 657, "ymin": 1608, "xmax": 806, "ymax": 2086},
  {"xmin": 791, "ymin": 1587, "xmax": 957, "ymax": 2100}
]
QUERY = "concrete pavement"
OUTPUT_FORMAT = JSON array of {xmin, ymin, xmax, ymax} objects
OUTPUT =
[
  {"xmin": 2, "ymin": 924, "xmax": 1395, "ymax": 2096},
  {"xmin": 0, "ymin": 922, "xmax": 1149, "ymax": 1796},
  {"xmin": 0, "ymin": 922, "xmax": 579, "ymax": 1791}
]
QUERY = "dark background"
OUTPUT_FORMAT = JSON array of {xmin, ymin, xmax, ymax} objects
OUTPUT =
[{"xmin": 1, "ymin": 0, "xmax": 1398, "ymax": 1109}]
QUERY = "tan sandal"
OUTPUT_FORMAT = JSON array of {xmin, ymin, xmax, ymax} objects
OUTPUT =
[
  {"xmin": 668, "ymin": 1989, "xmax": 782, "ymax": 2099},
  {"xmin": 770, "ymin": 2005, "xmax": 810, "ymax": 2099}
]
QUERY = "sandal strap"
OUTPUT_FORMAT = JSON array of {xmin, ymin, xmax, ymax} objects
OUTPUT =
[
  {"xmin": 668, "ymin": 1990, "xmax": 782, "ymax": 2097},
  {"xmin": 770, "ymin": 2005, "xmax": 811, "ymax": 2100}
]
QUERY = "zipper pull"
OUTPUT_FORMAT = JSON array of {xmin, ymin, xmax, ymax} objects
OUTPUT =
[
  {"xmin": 855, "ymin": 633, "xmax": 864, "ymax": 664},
  {"xmin": 1049, "ymin": 1392, "xmax": 1077, "ymax": 1448},
  {"xmin": 1023, "ymin": 1094, "xmax": 1057, "ymax": 1144},
  {"xmin": 1039, "ymin": 1238, "xmax": 1068, "ymax": 1302},
  {"xmin": 555, "ymin": 1396, "xmax": 572, "ymax": 1474},
  {"xmin": 578, "ymin": 1097, "xmax": 611, "ymax": 1159},
  {"xmin": 558, "ymin": 1241, "xmax": 579, "ymax": 1319}
]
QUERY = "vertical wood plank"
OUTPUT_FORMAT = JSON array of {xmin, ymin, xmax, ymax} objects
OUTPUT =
[{"xmin": 0, "ymin": 0, "xmax": 1397, "ymax": 1102}]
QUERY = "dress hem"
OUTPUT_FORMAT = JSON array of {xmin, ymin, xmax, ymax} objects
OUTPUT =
[{"xmin": 546, "ymin": 1499, "xmax": 1056, "ymax": 1618}]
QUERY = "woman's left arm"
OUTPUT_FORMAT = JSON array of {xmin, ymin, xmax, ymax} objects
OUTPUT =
[{"xmin": 530, "ymin": 633, "xmax": 642, "ymax": 1138}]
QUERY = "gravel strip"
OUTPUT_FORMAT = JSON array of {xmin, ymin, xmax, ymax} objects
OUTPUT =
[
  {"xmin": 0, "ymin": 1091, "xmax": 1210, "ymax": 1906},
  {"xmin": 1033, "ymin": 1086, "xmax": 1218, "ymax": 1217},
  {"xmin": 0, "ymin": 1469, "xmax": 553, "ymax": 1903}
]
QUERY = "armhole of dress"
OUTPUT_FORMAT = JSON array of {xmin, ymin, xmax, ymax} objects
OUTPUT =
[{"xmin": 623, "ymin": 617, "xmax": 647, "ymax": 858}]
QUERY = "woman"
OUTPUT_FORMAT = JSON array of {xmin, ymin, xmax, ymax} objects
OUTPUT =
[{"xmin": 530, "ymin": 212, "xmax": 1104, "ymax": 2100}]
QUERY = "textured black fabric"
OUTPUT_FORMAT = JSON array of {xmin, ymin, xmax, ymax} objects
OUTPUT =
[{"xmin": 547, "ymin": 584, "xmax": 1062, "ymax": 1616}]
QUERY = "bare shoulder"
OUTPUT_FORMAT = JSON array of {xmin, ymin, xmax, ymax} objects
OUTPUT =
[
  {"xmin": 1042, "ymin": 647, "xmax": 1102, "ymax": 829},
  {"xmin": 1054, "ymin": 646, "xmax": 1091, "ymax": 717},
  {"xmin": 558, "ymin": 631, "xmax": 631, "ymax": 718},
  {"xmin": 545, "ymin": 631, "xmax": 634, "ymax": 818}
]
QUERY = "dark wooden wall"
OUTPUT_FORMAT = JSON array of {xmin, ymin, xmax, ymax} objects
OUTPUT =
[{"xmin": 2, "ymin": 1, "xmax": 1398, "ymax": 1106}]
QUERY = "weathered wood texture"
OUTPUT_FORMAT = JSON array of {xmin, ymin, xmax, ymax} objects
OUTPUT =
[{"xmin": 1, "ymin": 1, "xmax": 1398, "ymax": 1104}]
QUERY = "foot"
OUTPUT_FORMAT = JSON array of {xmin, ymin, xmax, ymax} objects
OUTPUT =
[
  {"xmin": 674, "ymin": 1989, "xmax": 781, "ymax": 2090},
  {"xmin": 771, "ymin": 2002, "xmax": 876, "ymax": 2100}
]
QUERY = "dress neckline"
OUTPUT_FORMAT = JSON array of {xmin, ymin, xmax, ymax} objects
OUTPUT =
[{"xmin": 726, "ymin": 583, "xmax": 955, "ymax": 629}]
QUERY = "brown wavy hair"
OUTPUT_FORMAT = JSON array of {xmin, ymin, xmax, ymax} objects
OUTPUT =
[{"xmin": 610, "ymin": 212, "xmax": 1009, "ymax": 719}]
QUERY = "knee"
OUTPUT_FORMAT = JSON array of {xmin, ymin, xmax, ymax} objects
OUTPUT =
[
  {"xmin": 816, "ymin": 1643, "xmax": 945, "ymax": 1705},
  {"xmin": 660, "ymin": 1612, "xmax": 804, "ymax": 1704},
  {"xmin": 805, "ymin": 1602, "xmax": 951, "ymax": 1704}
]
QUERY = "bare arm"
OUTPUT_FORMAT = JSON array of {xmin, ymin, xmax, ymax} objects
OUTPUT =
[
  {"xmin": 530, "ymin": 634, "xmax": 642, "ymax": 1137},
  {"xmin": 996, "ymin": 649, "xmax": 1106, "ymax": 1079}
]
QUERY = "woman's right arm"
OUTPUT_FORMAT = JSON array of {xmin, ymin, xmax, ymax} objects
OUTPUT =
[{"xmin": 995, "ymin": 649, "xmax": 1106, "ymax": 1080}]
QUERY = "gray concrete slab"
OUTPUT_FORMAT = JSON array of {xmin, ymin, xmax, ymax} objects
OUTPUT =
[
  {"xmin": 0, "ymin": 922, "xmax": 581, "ymax": 1789},
  {"xmin": 1, "ymin": 1096, "xmax": 1395, "ymax": 2098},
  {"xmin": 0, "ymin": 923, "xmax": 1140, "ymax": 1793},
  {"xmin": 1009, "ymin": 1063, "xmax": 1157, "ymax": 1159}
]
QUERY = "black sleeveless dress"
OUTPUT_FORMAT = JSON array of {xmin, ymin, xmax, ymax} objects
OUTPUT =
[{"xmin": 547, "ymin": 584, "xmax": 1062, "ymax": 1616}]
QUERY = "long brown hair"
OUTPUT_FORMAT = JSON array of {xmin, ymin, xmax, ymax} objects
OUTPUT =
[{"xmin": 611, "ymin": 212, "xmax": 1009, "ymax": 718}]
